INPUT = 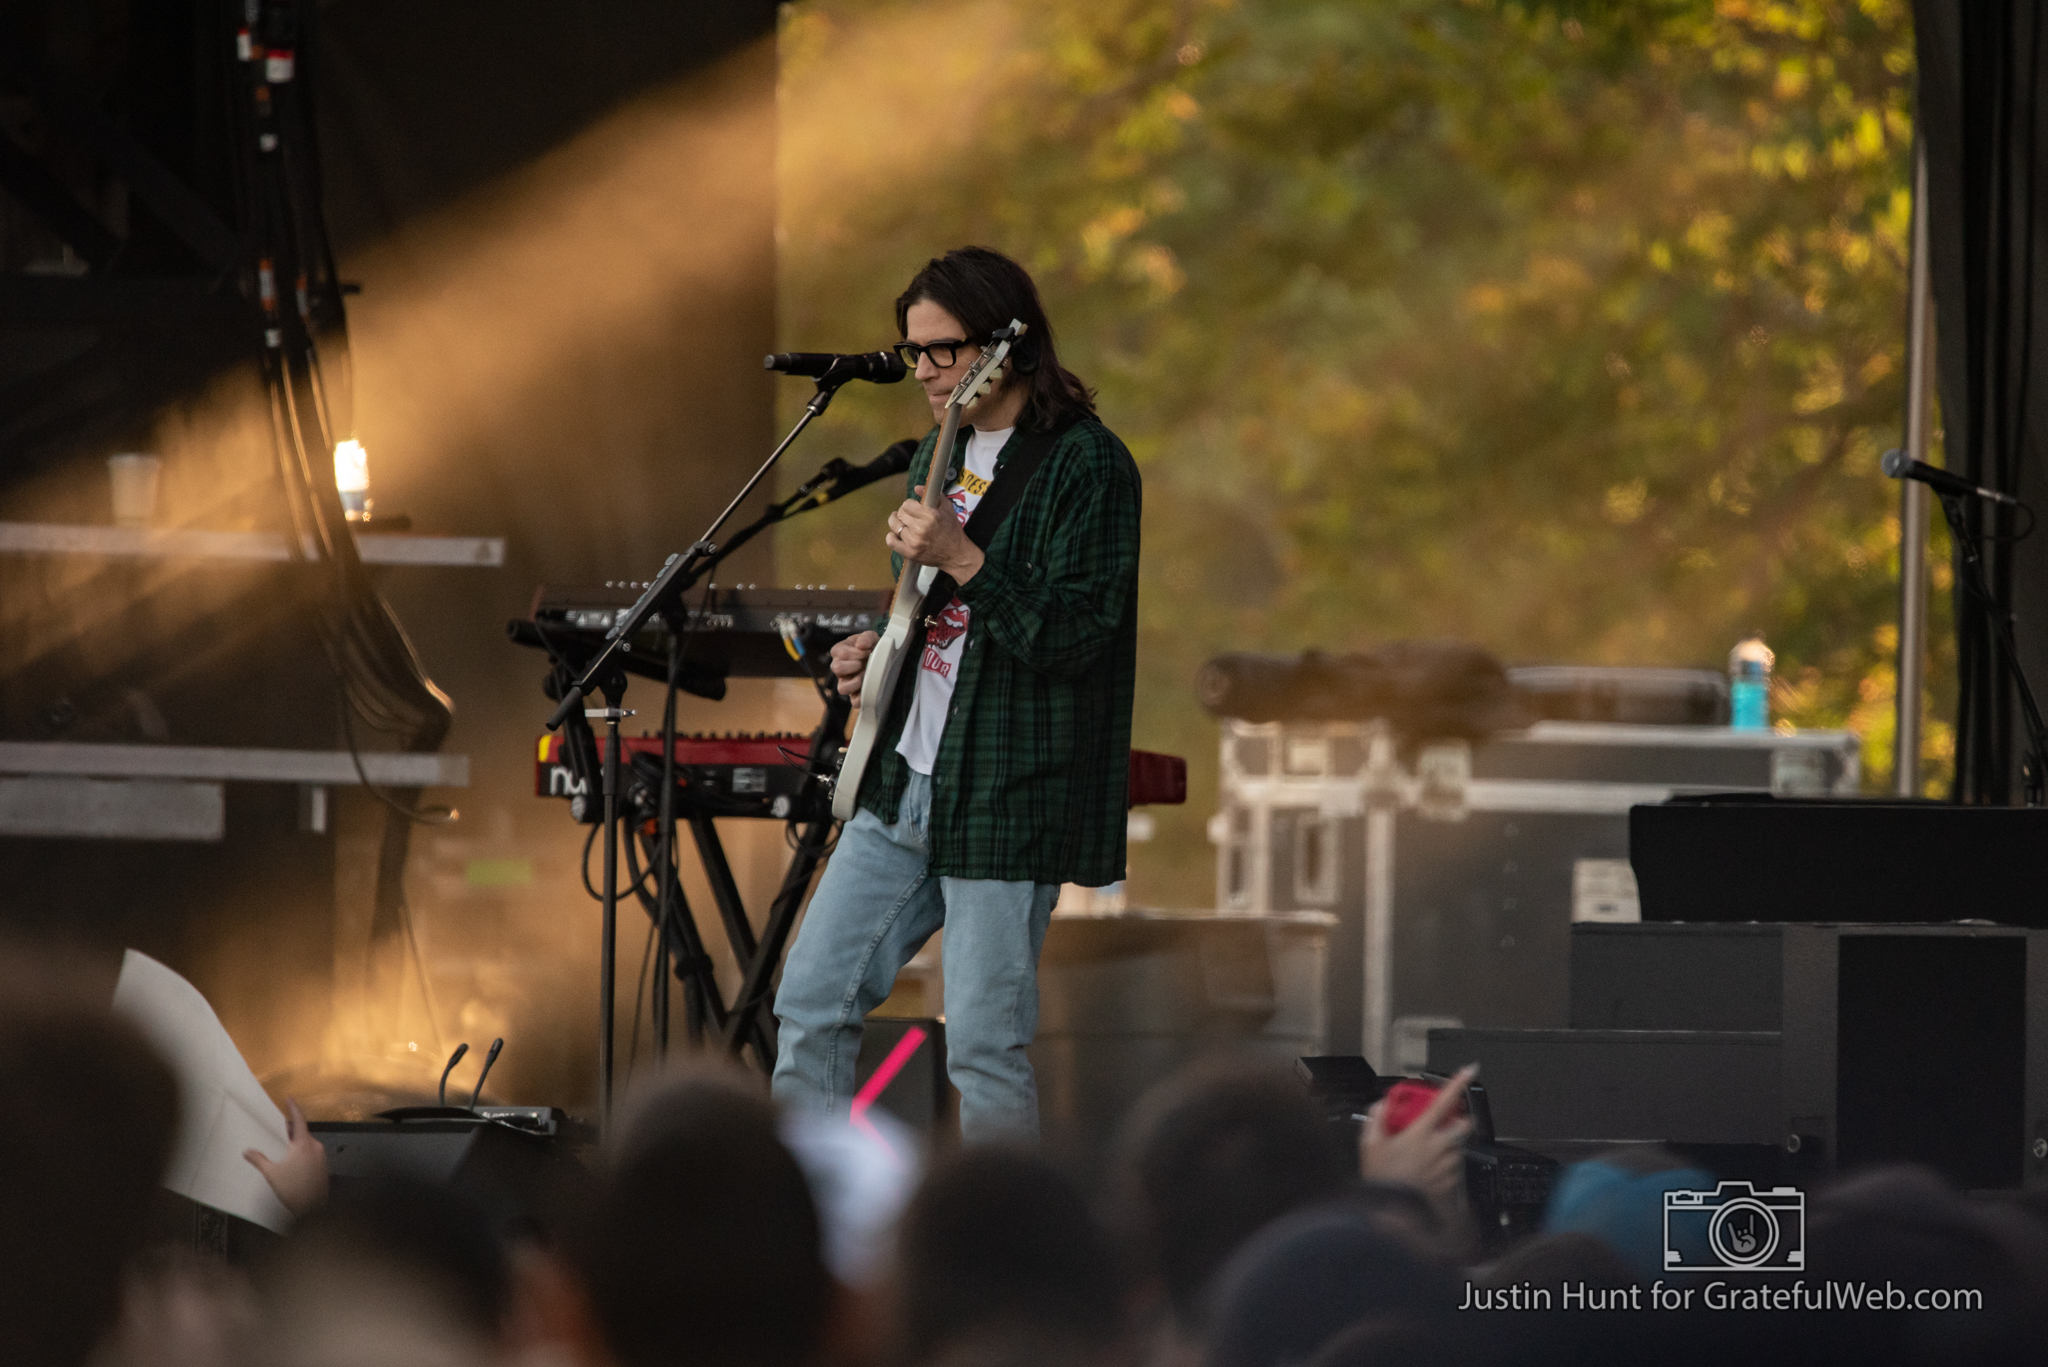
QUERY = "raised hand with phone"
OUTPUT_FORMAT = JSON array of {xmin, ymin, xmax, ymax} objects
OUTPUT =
[{"xmin": 1360, "ymin": 1063, "xmax": 1479, "ymax": 1210}]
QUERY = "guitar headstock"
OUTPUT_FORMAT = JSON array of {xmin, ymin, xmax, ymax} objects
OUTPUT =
[{"xmin": 946, "ymin": 319, "xmax": 1029, "ymax": 413}]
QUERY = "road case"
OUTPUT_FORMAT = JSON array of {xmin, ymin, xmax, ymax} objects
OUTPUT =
[{"xmin": 1208, "ymin": 717, "xmax": 1860, "ymax": 1069}]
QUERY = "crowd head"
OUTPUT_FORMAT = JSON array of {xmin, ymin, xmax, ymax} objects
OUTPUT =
[
  {"xmin": 0, "ymin": 949, "xmax": 178, "ymax": 1367},
  {"xmin": 1106, "ymin": 1053, "xmax": 1352, "ymax": 1333},
  {"xmin": 573, "ymin": 1069, "xmax": 834, "ymax": 1367},
  {"xmin": 895, "ymin": 1146, "xmax": 1120, "ymax": 1364},
  {"xmin": 251, "ymin": 1176, "xmax": 511, "ymax": 1366}
]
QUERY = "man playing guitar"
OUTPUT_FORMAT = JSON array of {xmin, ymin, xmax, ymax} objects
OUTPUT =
[{"xmin": 771, "ymin": 247, "xmax": 1141, "ymax": 1142}]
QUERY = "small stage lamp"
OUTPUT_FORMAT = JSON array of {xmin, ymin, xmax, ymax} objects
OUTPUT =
[{"xmin": 334, "ymin": 438, "xmax": 372, "ymax": 521}]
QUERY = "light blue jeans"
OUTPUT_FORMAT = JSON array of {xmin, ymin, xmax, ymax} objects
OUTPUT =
[{"xmin": 772, "ymin": 771, "xmax": 1060, "ymax": 1142}]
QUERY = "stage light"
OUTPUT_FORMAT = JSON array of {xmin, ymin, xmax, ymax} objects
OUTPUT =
[{"xmin": 334, "ymin": 438, "xmax": 372, "ymax": 520}]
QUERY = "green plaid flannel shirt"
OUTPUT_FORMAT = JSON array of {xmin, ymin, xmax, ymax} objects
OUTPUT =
[{"xmin": 855, "ymin": 416, "xmax": 1141, "ymax": 886}]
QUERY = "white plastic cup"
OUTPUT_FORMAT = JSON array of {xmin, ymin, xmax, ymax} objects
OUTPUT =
[{"xmin": 108, "ymin": 453, "xmax": 163, "ymax": 528}]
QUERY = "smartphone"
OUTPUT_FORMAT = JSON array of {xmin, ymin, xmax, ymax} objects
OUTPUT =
[{"xmin": 1380, "ymin": 1077, "xmax": 1467, "ymax": 1136}]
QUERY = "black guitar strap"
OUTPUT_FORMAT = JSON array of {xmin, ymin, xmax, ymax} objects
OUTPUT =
[{"xmin": 910, "ymin": 417, "xmax": 1077, "ymax": 628}]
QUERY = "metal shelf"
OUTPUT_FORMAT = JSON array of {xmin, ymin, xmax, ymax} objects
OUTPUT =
[
  {"xmin": 0, "ymin": 521, "xmax": 503, "ymax": 567},
  {"xmin": 0, "ymin": 742, "xmax": 468, "ymax": 786},
  {"xmin": 0, "ymin": 743, "xmax": 469, "ymax": 841}
]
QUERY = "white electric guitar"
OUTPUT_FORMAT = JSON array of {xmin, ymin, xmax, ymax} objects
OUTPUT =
[{"xmin": 831, "ymin": 320, "xmax": 1026, "ymax": 820}]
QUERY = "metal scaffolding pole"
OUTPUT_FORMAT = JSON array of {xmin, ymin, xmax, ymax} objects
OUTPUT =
[{"xmin": 1896, "ymin": 142, "xmax": 1935, "ymax": 797}]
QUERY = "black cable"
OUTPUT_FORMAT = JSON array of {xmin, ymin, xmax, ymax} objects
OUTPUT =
[
  {"xmin": 582, "ymin": 815, "xmax": 659, "ymax": 905},
  {"xmin": 1981, "ymin": 499, "xmax": 2038, "ymax": 542},
  {"xmin": 334, "ymin": 697, "xmax": 457, "ymax": 824},
  {"xmin": 619, "ymin": 818, "xmax": 662, "ymax": 906},
  {"xmin": 227, "ymin": 1, "xmax": 451, "ymax": 730},
  {"xmin": 223, "ymin": 12, "xmax": 452, "ymax": 830},
  {"xmin": 1941, "ymin": 494, "xmax": 2048, "ymax": 805},
  {"xmin": 265, "ymin": 363, "xmax": 447, "ymax": 820},
  {"xmin": 581, "ymin": 824, "xmax": 603, "ymax": 900},
  {"xmin": 208, "ymin": 11, "xmax": 458, "ymax": 1063},
  {"xmin": 785, "ymin": 820, "xmax": 841, "ymax": 860},
  {"xmin": 1980, "ymin": 9, "xmax": 2045, "ymax": 800},
  {"xmin": 625, "ymin": 916, "xmax": 656, "ymax": 1079},
  {"xmin": 251, "ymin": 42, "xmax": 454, "ymax": 819}
]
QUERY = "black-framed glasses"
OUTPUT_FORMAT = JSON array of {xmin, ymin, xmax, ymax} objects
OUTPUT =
[{"xmin": 894, "ymin": 338, "xmax": 979, "ymax": 369}]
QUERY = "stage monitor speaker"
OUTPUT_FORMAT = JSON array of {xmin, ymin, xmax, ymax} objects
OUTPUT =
[
  {"xmin": 1631, "ymin": 801, "xmax": 2048, "ymax": 926},
  {"xmin": 855, "ymin": 1016, "xmax": 951, "ymax": 1138},
  {"xmin": 1836, "ymin": 934, "xmax": 2027, "ymax": 1189},
  {"xmin": 311, "ymin": 1116, "xmax": 589, "ymax": 1232}
]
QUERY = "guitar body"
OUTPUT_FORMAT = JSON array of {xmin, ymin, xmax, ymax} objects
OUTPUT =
[
  {"xmin": 829, "ymin": 321, "xmax": 1024, "ymax": 821},
  {"xmin": 830, "ymin": 574, "xmax": 922, "ymax": 820}
]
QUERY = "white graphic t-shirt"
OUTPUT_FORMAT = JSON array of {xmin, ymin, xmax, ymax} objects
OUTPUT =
[{"xmin": 895, "ymin": 425, "xmax": 1011, "ymax": 775}]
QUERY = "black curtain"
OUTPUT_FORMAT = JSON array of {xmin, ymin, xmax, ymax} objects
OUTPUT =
[{"xmin": 1914, "ymin": 2, "xmax": 2048, "ymax": 803}]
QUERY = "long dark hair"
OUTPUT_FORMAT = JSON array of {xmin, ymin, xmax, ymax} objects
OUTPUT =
[{"xmin": 895, "ymin": 246, "xmax": 1096, "ymax": 432}]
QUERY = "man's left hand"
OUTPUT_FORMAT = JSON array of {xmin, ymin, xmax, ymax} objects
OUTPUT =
[{"xmin": 887, "ymin": 488, "xmax": 984, "ymax": 585}]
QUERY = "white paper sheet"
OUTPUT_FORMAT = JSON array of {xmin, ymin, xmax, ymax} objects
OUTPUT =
[{"xmin": 111, "ymin": 949, "xmax": 293, "ymax": 1233}]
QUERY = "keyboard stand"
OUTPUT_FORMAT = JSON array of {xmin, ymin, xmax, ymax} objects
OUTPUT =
[{"xmin": 623, "ymin": 691, "xmax": 850, "ymax": 1072}]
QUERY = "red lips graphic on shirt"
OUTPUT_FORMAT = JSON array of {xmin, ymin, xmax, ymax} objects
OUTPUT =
[
  {"xmin": 917, "ymin": 479, "xmax": 979, "ymax": 666},
  {"xmin": 925, "ymin": 598, "xmax": 970, "ymax": 654}
]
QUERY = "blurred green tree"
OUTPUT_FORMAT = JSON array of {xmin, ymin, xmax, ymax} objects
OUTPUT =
[{"xmin": 774, "ymin": 0, "xmax": 1939, "ymax": 906}]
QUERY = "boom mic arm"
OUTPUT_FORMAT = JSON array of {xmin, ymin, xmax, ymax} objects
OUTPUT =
[
  {"xmin": 802, "ymin": 439, "xmax": 919, "ymax": 504},
  {"xmin": 687, "ymin": 440, "xmax": 922, "ymax": 578}
]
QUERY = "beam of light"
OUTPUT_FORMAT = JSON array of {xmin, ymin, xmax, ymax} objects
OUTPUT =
[
  {"xmin": 9, "ymin": 1, "xmax": 1019, "ymax": 688},
  {"xmin": 849, "ymin": 1023, "xmax": 927, "ymax": 1161},
  {"xmin": 333, "ymin": 2, "xmax": 1015, "ymax": 505},
  {"xmin": 777, "ymin": 1, "xmax": 1018, "ymax": 254},
  {"xmin": 6, "ymin": 5, "xmax": 1024, "ymax": 1112}
]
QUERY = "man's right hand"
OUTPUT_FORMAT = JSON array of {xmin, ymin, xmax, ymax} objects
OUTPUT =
[{"xmin": 830, "ymin": 631, "xmax": 879, "ymax": 703}]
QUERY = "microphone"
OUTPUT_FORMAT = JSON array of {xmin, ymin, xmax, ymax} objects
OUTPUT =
[
  {"xmin": 828, "ymin": 439, "xmax": 918, "ymax": 496},
  {"xmin": 1882, "ymin": 447, "xmax": 2021, "ymax": 506},
  {"xmin": 468, "ymin": 1037, "xmax": 504, "ymax": 1109},
  {"xmin": 793, "ymin": 440, "xmax": 919, "ymax": 507},
  {"xmin": 438, "ymin": 1042, "xmax": 468, "ymax": 1107},
  {"xmin": 765, "ymin": 350, "xmax": 907, "ymax": 384}
]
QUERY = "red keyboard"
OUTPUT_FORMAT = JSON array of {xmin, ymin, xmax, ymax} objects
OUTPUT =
[
  {"xmin": 537, "ymin": 732, "xmax": 823, "ymax": 822},
  {"xmin": 536, "ymin": 733, "xmax": 1185, "ymax": 820}
]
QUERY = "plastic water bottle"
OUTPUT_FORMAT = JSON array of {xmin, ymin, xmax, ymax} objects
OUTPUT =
[{"xmin": 1728, "ymin": 635, "xmax": 1775, "ymax": 730}]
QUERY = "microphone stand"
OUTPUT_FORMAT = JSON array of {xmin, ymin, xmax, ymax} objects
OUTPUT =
[
  {"xmin": 543, "ymin": 369, "xmax": 860, "ymax": 1127},
  {"xmin": 545, "ymin": 374, "xmax": 864, "ymax": 730},
  {"xmin": 702, "ymin": 460, "xmax": 852, "ymax": 573},
  {"xmin": 1939, "ymin": 493, "xmax": 2048, "ymax": 806},
  {"xmin": 591, "ymin": 674, "xmax": 630, "ymax": 1124},
  {"xmin": 642, "ymin": 443, "xmax": 902, "ymax": 1059}
]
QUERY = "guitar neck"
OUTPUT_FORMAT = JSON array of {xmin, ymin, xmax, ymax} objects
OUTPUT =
[
  {"xmin": 923, "ymin": 405, "xmax": 964, "ymax": 510},
  {"xmin": 885, "ymin": 405, "xmax": 967, "ymax": 618}
]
